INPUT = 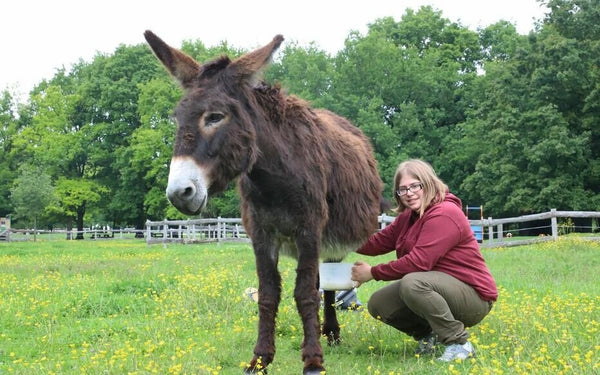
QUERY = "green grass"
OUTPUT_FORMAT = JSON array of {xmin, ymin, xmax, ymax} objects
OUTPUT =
[{"xmin": 1, "ymin": 237, "xmax": 599, "ymax": 374}]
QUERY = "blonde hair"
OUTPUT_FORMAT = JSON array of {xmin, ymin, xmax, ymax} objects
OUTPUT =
[{"xmin": 393, "ymin": 159, "xmax": 448, "ymax": 217}]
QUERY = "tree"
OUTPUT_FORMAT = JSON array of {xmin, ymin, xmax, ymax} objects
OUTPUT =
[
  {"xmin": 70, "ymin": 45, "xmax": 163, "ymax": 226},
  {"xmin": 454, "ymin": 6, "xmax": 595, "ymax": 216},
  {"xmin": 9, "ymin": 165, "xmax": 54, "ymax": 240},
  {"xmin": 47, "ymin": 178, "xmax": 107, "ymax": 239},
  {"xmin": 10, "ymin": 83, "xmax": 101, "ymax": 236},
  {"xmin": 268, "ymin": 41, "xmax": 336, "ymax": 109},
  {"xmin": 0, "ymin": 89, "xmax": 20, "ymax": 217},
  {"xmin": 535, "ymin": 0, "xmax": 600, "ymax": 201},
  {"xmin": 330, "ymin": 7, "xmax": 481, "ymax": 194},
  {"xmin": 114, "ymin": 77, "xmax": 177, "ymax": 225}
]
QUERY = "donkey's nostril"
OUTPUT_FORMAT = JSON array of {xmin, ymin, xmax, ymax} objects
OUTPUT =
[{"xmin": 183, "ymin": 186, "xmax": 194, "ymax": 198}]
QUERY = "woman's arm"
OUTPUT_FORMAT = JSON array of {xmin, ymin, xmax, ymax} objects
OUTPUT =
[
  {"xmin": 356, "ymin": 213, "xmax": 405, "ymax": 256},
  {"xmin": 370, "ymin": 212, "xmax": 462, "ymax": 280}
]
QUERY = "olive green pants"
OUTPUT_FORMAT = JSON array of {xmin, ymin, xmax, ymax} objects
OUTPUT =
[{"xmin": 367, "ymin": 271, "xmax": 493, "ymax": 345}]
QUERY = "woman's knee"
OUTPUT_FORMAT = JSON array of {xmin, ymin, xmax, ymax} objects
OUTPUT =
[
  {"xmin": 398, "ymin": 273, "xmax": 429, "ymax": 300},
  {"xmin": 367, "ymin": 283, "xmax": 403, "ymax": 321},
  {"xmin": 367, "ymin": 289, "xmax": 385, "ymax": 319}
]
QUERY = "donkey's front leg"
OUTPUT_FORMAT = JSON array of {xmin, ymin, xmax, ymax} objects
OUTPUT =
[
  {"xmin": 244, "ymin": 240, "xmax": 281, "ymax": 374},
  {"xmin": 295, "ymin": 249, "xmax": 326, "ymax": 375}
]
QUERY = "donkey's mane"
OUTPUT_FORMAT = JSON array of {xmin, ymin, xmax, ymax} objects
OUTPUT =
[
  {"xmin": 199, "ymin": 56, "xmax": 231, "ymax": 79},
  {"xmin": 252, "ymin": 83, "xmax": 317, "ymax": 129}
]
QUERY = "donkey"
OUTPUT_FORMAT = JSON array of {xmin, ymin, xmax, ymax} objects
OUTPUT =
[{"xmin": 144, "ymin": 31, "xmax": 384, "ymax": 374}]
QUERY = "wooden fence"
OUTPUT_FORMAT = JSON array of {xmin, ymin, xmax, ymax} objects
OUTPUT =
[
  {"xmin": 0, "ymin": 228, "xmax": 144, "ymax": 242},
  {"xmin": 3, "ymin": 210, "xmax": 598, "ymax": 247},
  {"xmin": 467, "ymin": 209, "xmax": 600, "ymax": 247},
  {"xmin": 145, "ymin": 217, "xmax": 248, "ymax": 244},
  {"xmin": 146, "ymin": 209, "xmax": 600, "ymax": 247}
]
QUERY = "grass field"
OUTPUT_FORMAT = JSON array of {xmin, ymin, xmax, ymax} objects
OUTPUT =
[{"xmin": 1, "ymin": 237, "xmax": 599, "ymax": 374}]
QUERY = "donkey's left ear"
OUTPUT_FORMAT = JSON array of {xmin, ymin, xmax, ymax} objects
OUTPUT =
[{"xmin": 231, "ymin": 35, "xmax": 284, "ymax": 86}]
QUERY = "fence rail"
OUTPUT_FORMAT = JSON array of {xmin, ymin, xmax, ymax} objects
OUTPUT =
[
  {"xmin": 145, "ymin": 217, "xmax": 249, "ymax": 244},
  {"xmin": 377, "ymin": 209, "xmax": 600, "ymax": 248},
  {"xmin": 467, "ymin": 209, "xmax": 600, "ymax": 247},
  {"xmin": 0, "ymin": 228, "xmax": 145, "ymax": 242},
  {"xmin": 145, "ymin": 209, "xmax": 599, "ymax": 247},
  {"xmin": 3, "ymin": 210, "xmax": 599, "ymax": 247}
]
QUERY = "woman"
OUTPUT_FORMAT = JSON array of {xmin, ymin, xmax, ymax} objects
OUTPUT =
[{"xmin": 351, "ymin": 159, "xmax": 497, "ymax": 361}]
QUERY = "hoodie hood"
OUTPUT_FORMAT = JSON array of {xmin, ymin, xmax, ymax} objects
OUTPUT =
[{"xmin": 444, "ymin": 192, "xmax": 463, "ymax": 210}]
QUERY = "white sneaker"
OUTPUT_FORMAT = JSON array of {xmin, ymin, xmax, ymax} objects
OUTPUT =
[{"xmin": 437, "ymin": 341, "xmax": 476, "ymax": 361}]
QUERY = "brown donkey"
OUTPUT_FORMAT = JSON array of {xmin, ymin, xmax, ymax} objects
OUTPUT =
[{"xmin": 144, "ymin": 31, "xmax": 384, "ymax": 374}]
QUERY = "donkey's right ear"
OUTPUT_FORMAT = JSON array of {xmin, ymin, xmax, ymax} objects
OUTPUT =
[{"xmin": 144, "ymin": 30, "xmax": 200, "ymax": 89}]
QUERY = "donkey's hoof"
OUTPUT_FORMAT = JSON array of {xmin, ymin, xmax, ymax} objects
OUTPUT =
[
  {"xmin": 243, "ymin": 368, "xmax": 267, "ymax": 375},
  {"xmin": 304, "ymin": 369, "xmax": 325, "ymax": 375},
  {"xmin": 325, "ymin": 332, "xmax": 341, "ymax": 346}
]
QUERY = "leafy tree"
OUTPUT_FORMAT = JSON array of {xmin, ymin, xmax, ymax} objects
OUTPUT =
[
  {"xmin": 181, "ymin": 38, "xmax": 246, "ymax": 62},
  {"xmin": 439, "ymin": 21, "xmax": 527, "ymax": 200},
  {"xmin": 0, "ymin": 89, "xmax": 20, "ymax": 217},
  {"xmin": 454, "ymin": 1, "xmax": 597, "ymax": 216},
  {"xmin": 10, "ymin": 83, "xmax": 101, "ymax": 236},
  {"xmin": 47, "ymin": 178, "xmax": 107, "ymax": 239},
  {"xmin": 9, "ymin": 165, "xmax": 54, "ymax": 240},
  {"xmin": 331, "ymin": 7, "xmax": 481, "ymax": 192},
  {"xmin": 479, "ymin": 21, "xmax": 529, "ymax": 62},
  {"xmin": 268, "ymin": 41, "xmax": 336, "ymax": 109},
  {"xmin": 535, "ymin": 0, "xmax": 600, "ymax": 200},
  {"xmin": 69, "ymin": 45, "xmax": 163, "ymax": 226},
  {"xmin": 113, "ymin": 77, "xmax": 179, "ymax": 226}
]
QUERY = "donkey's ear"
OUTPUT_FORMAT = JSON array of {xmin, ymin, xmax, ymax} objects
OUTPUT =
[
  {"xmin": 144, "ymin": 30, "xmax": 200, "ymax": 89},
  {"xmin": 231, "ymin": 35, "xmax": 284, "ymax": 86}
]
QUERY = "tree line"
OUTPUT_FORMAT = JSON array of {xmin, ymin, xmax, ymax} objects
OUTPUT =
[{"xmin": 1, "ymin": 0, "xmax": 598, "ymax": 236}]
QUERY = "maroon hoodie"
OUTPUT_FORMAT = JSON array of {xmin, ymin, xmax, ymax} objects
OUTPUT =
[{"xmin": 357, "ymin": 192, "xmax": 498, "ymax": 301}]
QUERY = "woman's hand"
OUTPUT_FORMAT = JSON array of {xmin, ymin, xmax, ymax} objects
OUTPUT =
[{"xmin": 351, "ymin": 261, "xmax": 373, "ymax": 288}]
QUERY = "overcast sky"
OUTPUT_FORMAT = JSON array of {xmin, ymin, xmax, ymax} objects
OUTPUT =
[{"xmin": 2, "ymin": 0, "xmax": 548, "ymax": 99}]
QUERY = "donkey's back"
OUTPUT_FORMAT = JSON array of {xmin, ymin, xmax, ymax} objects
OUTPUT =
[{"xmin": 237, "ymin": 90, "xmax": 382, "ymax": 261}]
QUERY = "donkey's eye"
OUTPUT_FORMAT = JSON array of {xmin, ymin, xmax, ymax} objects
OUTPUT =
[{"xmin": 204, "ymin": 112, "xmax": 225, "ymax": 127}]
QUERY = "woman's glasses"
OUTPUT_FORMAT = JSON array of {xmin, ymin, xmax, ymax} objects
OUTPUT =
[{"xmin": 396, "ymin": 183, "xmax": 423, "ymax": 196}]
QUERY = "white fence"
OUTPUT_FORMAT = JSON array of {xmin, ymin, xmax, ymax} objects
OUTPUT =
[
  {"xmin": 3, "ymin": 210, "xmax": 598, "ymax": 246},
  {"xmin": 145, "ymin": 217, "xmax": 248, "ymax": 244},
  {"xmin": 145, "ymin": 216, "xmax": 397, "ymax": 245},
  {"xmin": 468, "ymin": 209, "xmax": 600, "ymax": 247},
  {"xmin": 0, "ymin": 228, "xmax": 144, "ymax": 242},
  {"xmin": 146, "ymin": 210, "xmax": 600, "ymax": 247}
]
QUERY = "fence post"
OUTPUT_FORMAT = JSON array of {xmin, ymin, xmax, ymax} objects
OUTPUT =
[
  {"xmin": 498, "ymin": 223, "xmax": 503, "ymax": 241},
  {"xmin": 551, "ymin": 209, "xmax": 558, "ymax": 239},
  {"xmin": 146, "ymin": 220, "xmax": 151, "ymax": 242},
  {"xmin": 218, "ymin": 217, "xmax": 222, "ymax": 241},
  {"xmin": 488, "ymin": 217, "xmax": 494, "ymax": 244}
]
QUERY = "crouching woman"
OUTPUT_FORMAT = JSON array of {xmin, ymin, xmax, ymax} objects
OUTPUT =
[{"xmin": 351, "ymin": 159, "xmax": 497, "ymax": 361}]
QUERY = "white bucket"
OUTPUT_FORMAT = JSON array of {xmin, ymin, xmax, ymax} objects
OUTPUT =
[{"xmin": 319, "ymin": 262, "xmax": 355, "ymax": 290}]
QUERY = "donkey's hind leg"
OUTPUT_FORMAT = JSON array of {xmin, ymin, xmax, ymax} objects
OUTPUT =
[
  {"xmin": 294, "ymin": 251, "xmax": 326, "ymax": 375},
  {"xmin": 322, "ymin": 290, "xmax": 341, "ymax": 345}
]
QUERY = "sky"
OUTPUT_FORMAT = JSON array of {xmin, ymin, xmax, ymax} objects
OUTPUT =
[{"xmin": 1, "ymin": 0, "xmax": 548, "ymax": 100}]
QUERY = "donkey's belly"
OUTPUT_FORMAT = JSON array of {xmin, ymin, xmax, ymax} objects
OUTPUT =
[
  {"xmin": 320, "ymin": 240, "xmax": 363, "ymax": 261},
  {"xmin": 277, "ymin": 235, "xmax": 362, "ymax": 262}
]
